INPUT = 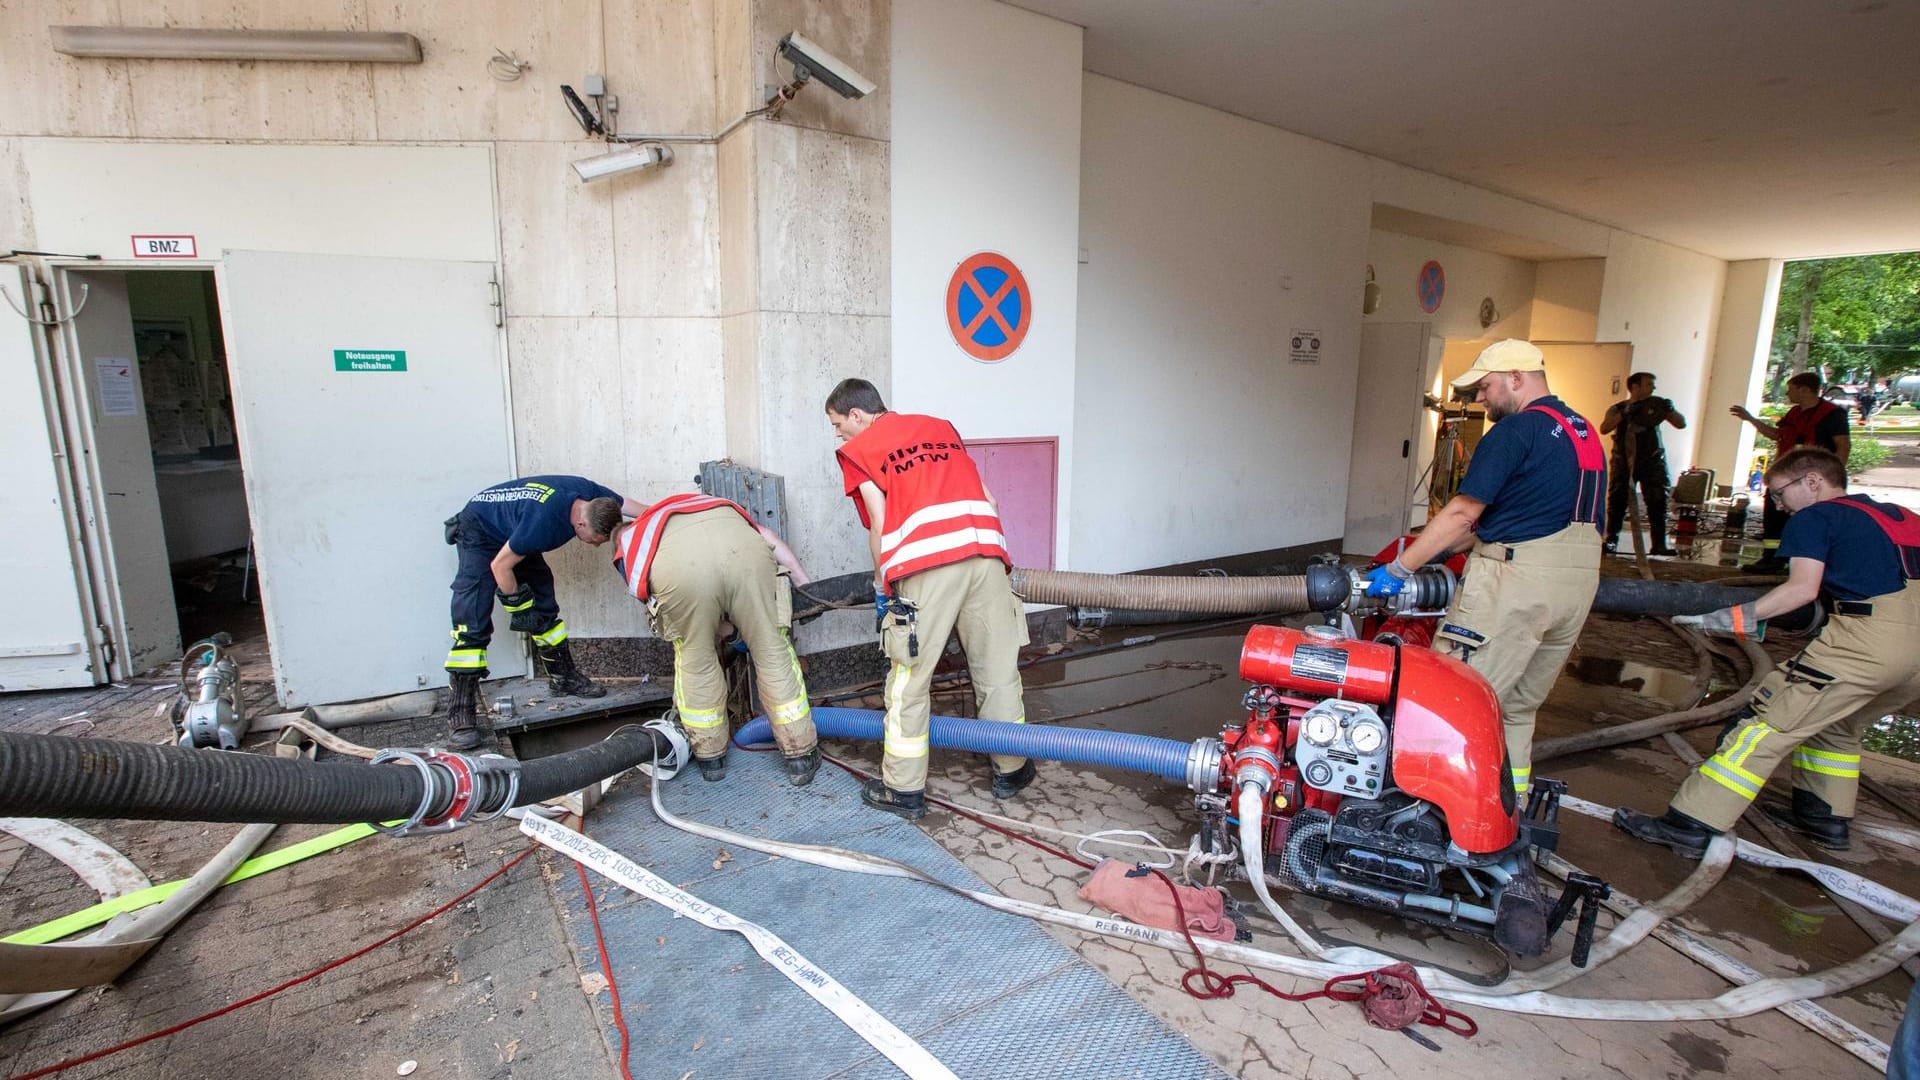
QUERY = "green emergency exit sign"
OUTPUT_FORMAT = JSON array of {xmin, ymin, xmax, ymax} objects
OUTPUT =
[{"xmin": 333, "ymin": 349, "xmax": 407, "ymax": 372}]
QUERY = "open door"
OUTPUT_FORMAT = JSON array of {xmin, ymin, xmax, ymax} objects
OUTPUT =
[
  {"xmin": 219, "ymin": 251, "xmax": 512, "ymax": 706},
  {"xmin": 57, "ymin": 269, "xmax": 182, "ymax": 678},
  {"xmin": 1344, "ymin": 322, "xmax": 1430, "ymax": 555},
  {"xmin": 0, "ymin": 265, "xmax": 107, "ymax": 689}
]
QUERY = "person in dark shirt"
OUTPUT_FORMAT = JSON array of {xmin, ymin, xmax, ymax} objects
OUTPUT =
[
  {"xmin": 1600, "ymin": 372, "xmax": 1686, "ymax": 556},
  {"xmin": 1615, "ymin": 447, "xmax": 1920, "ymax": 857},
  {"xmin": 1729, "ymin": 372, "xmax": 1850, "ymax": 570},
  {"xmin": 442, "ymin": 475, "xmax": 644, "ymax": 749},
  {"xmin": 1364, "ymin": 339, "xmax": 1606, "ymax": 803}
]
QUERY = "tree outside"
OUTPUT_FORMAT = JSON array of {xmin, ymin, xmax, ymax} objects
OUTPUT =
[{"xmin": 1767, "ymin": 252, "xmax": 1920, "ymax": 400}]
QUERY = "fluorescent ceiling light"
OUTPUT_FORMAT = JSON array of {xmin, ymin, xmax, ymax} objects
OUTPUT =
[
  {"xmin": 50, "ymin": 25, "xmax": 423, "ymax": 63},
  {"xmin": 571, "ymin": 143, "xmax": 673, "ymax": 183}
]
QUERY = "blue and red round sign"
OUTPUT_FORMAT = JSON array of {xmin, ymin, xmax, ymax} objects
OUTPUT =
[
  {"xmin": 946, "ymin": 252, "xmax": 1031, "ymax": 363},
  {"xmin": 1417, "ymin": 260, "xmax": 1446, "ymax": 314}
]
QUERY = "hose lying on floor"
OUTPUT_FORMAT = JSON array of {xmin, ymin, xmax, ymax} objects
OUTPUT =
[
  {"xmin": 735, "ymin": 707, "xmax": 1200, "ymax": 787},
  {"xmin": 642, "ymin": 750, "xmax": 1920, "ymax": 1033},
  {"xmin": 0, "ymin": 726, "xmax": 671, "ymax": 826}
]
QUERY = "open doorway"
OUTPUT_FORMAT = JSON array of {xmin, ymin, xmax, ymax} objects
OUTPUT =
[
  {"xmin": 126, "ymin": 271, "xmax": 263, "ymax": 666},
  {"xmin": 68, "ymin": 268, "xmax": 264, "ymax": 677}
]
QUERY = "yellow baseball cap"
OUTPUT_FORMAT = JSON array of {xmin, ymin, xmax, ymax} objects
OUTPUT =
[{"xmin": 1451, "ymin": 339, "xmax": 1545, "ymax": 388}]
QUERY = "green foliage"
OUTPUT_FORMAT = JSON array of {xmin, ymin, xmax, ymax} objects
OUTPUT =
[
  {"xmin": 1769, "ymin": 253, "xmax": 1920, "ymax": 393},
  {"xmin": 1847, "ymin": 435, "xmax": 1892, "ymax": 475}
]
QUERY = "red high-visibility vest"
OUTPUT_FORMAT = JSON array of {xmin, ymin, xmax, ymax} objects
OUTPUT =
[
  {"xmin": 614, "ymin": 493, "xmax": 754, "ymax": 601},
  {"xmin": 1832, "ymin": 495, "xmax": 1920, "ymax": 580},
  {"xmin": 1776, "ymin": 399, "xmax": 1842, "ymax": 452},
  {"xmin": 836, "ymin": 412, "xmax": 1009, "ymax": 587}
]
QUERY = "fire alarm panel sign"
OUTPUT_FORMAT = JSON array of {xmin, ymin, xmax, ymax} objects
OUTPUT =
[{"xmin": 132, "ymin": 235, "xmax": 198, "ymax": 258}]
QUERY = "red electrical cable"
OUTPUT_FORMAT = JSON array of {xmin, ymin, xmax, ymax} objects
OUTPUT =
[
  {"xmin": 575, "ymin": 855, "xmax": 637, "ymax": 1080},
  {"xmin": 5, "ymin": 845, "xmax": 538, "ymax": 1080}
]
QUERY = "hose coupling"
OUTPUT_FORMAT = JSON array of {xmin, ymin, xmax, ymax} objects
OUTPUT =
[
  {"xmin": 1185, "ymin": 736, "xmax": 1224, "ymax": 792},
  {"xmin": 1232, "ymin": 745, "xmax": 1281, "ymax": 793},
  {"xmin": 370, "ymin": 748, "xmax": 522, "ymax": 836}
]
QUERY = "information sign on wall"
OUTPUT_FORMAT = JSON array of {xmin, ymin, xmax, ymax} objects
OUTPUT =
[
  {"xmin": 333, "ymin": 349, "xmax": 407, "ymax": 372},
  {"xmin": 131, "ymin": 235, "xmax": 197, "ymax": 258},
  {"xmin": 1288, "ymin": 329, "xmax": 1322, "ymax": 365},
  {"xmin": 1417, "ymin": 260, "xmax": 1446, "ymax": 314}
]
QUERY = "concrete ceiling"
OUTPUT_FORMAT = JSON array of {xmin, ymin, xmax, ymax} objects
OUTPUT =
[{"xmin": 1009, "ymin": 0, "xmax": 1920, "ymax": 262}]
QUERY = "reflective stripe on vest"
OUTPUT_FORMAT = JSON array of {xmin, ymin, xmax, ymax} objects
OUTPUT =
[
  {"xmin": 616, "ymin": 494, "xmax": 754, "ymax": 601},
  {"xmin": 1831, "ymin": 495, "xmax": 1920, "ymax": 580},
  {"xmin": 1523, "ymin": 403, "xmax": 1605, "ymax": 524},
  {"xmin": 838, "ymin": 414, "xmax": 1011, "ymax": 586}
]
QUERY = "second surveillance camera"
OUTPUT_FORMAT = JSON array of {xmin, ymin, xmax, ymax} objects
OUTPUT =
[{"xmin": 778, "ymin": 31, "xmax": 876, "ymax": 100}]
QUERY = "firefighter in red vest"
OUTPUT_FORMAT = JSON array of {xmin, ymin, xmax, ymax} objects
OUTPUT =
[
  {"xmin": 612, "ymin": 494, "xmax": 820, "ymax": 785},
  {"xmin": 1616, "ymin": 447, "xmax": 1920, "ymax": 857},
  {"xmin": 1730, "ymin": 372, "xmax": 1850, "ymax": 571},
  {"xmin": 825, "ymin": 379, "xmax": 1035, "ymax": 819},
  {"xmin": 1363, "ymin": 340, "xmax": 1606, "ymax": 802}
]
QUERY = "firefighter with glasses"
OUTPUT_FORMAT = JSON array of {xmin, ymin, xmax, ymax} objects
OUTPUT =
[{"xmin": 1615, "ymin": 447, "xmax": 1920, "ymax": 857}]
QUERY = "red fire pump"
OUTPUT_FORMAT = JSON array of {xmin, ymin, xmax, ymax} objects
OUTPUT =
[{"xmin": 1192, "ymin": 623, "xmax": 1609, "ymax": 962}]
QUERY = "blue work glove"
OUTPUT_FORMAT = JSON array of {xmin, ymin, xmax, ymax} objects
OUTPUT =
[
  {"xmin": 1363, "ymin": 561, "xmax": 1411, "ymax": 599},
  {"xmin": 874, "ymin": 589, "xmax": 890, "ymax": 630}
]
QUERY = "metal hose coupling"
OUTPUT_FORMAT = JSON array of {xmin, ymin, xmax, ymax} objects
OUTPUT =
[{"xmin": 370, "ymin": 748, "xmax": 522, "ymax": 836}]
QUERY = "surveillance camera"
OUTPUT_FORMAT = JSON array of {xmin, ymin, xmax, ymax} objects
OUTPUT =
[
  {"xmin": 778, "ymin": 32, "xmax": 876, "ymax": 100},
  {"xmin": 570, "ymin": 142, "xmax": 673, "ymax": 183}
]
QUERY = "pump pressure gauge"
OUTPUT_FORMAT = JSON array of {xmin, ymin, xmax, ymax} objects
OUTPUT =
[
  {"xmin": 1303, "ymin": 711, "xmax": 1340, "ymax": 747},
  {"xmin": 1349, "ymin": 721, "xmax": 1386, "ymax": 755}
]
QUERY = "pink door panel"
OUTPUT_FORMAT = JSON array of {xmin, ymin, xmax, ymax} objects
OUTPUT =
[{"xmin": 965, "ymin": 437, "xmax": 1057, "ymax": 571}]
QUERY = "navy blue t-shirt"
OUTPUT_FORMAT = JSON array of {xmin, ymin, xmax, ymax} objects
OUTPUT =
[
  {"xmin": 1777, "ymin": 495, "xmax": 1910, "ymax": 601},
  {"xmin": 462, "ymin": 475, "xmax": 624, "ymax": 555},
  {"xmin": 1459, "ymin": 396, "xmax": 1607, "ymax": 544}
]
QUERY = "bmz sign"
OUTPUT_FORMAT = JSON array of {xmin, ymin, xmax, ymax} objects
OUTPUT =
[{"xmin": 131, "ymin": 235, "xmax": 198, "ymax": 259}]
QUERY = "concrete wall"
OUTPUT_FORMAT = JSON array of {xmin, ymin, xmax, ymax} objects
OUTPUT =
[
  {"xmin": 1698, "ymin": 259, "xmax": 1783, "ymax": 486},
  {"xmin": 1532, "ymin": 258, "xmax": 1606, "ymax": 341},
  {"xmin": 1364, "ymin": 229, "xmax": 1536, "ymax": 341},
  {"xmin": 1072, "ymin": 75, "xmax": 1371, "ymax": 572},
  {"xmin": 891, "ymin": 0, "xmax": 1081, "ymax": 566},
  {"xmin": 1593, "ymin": 232, "xmax": 1729, "ymax": 470}
]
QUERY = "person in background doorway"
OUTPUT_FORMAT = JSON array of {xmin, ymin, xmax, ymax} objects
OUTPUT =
[
  {"xmin": 1362, "ymin": 339, "xmax": 1606, "ymax": 803},
  {"xmin": 611, "ymin": 492, "xmax": 820, "ymax": 785},
  {"xmin": 1601, "ymin": 371, "xmax": 1686, "ymax": 556},
  {"xmin": 1730, "ymin": 373, "xmax": 1850, "ymax": 572},
  {"xmin": 825, "ymin": 378, "xmax": 1034, "ymax": 820},
  {"xmin": 441, "ymin": 476, "xmax": 644, "ymax": 750},
  {"xmin": 1614, "ymin": 448, "xmax": 1920, "ymax": 857}
]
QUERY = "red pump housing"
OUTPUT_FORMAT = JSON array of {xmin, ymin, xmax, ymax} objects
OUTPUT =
[{"xmin": 1235, "ymin": 624, "xmax": 1517, "ymax": 854}]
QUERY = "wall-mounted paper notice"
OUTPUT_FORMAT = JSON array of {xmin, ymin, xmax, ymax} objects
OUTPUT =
[{"xmin": 95, "ymin": 357, "xmax": 138, "ymax": 417}]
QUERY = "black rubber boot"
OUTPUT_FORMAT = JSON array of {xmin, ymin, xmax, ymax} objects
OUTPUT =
[
  {"xmin": 991, "ymin": 760, "xmax": 1038, "ymax": 800},
  {"xmin": 784, "ymin": 747, "xmax": 821, "ymax": 787},
  {"xmin": 1763, "ymin": 789, "xmax": 1852, "ymax": 850},
  {"xmin": 696, "ymin": 754, "xmax": 727, "ymax": 782},
  {"xmin": 538, "ymin": 641, "xmax": 606, "ymax": 699},
  {"xmin": 1613, "ymin": 806, "xmax": 1718, "ymax": 859},
  {"xmin": 445, "ymin": 670, "xmax": 491, "ymax": 751},
  {"xmin": 861, "ymin": 779, "xmax": 927, "ymax": 820}
]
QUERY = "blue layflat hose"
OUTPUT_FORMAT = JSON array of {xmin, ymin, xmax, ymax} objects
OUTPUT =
[{"xmin": 734, "ymin": 706, "xmax": 1195, "ymax": 786}]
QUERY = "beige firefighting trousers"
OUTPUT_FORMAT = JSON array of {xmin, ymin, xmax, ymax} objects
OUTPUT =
[
  {"xmin": 880, "ymin": 555, "xmax": 1030, "ymax": 793},
  {"xmin": 646, "ymin": 508, "xmax": 815, "ymax": 761},
  {"xmin": 1672, "ymin": 580, "xmax": 1920, "ymax": 829},
  {"xmin": 1434, "ymin": 522, "xmax": 1603, "ymax": 799}
]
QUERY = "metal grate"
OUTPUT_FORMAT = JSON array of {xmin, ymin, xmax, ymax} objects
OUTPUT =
[{"xmin": 697, "ymin": 459, "xmax": 788, "ymax": 537}]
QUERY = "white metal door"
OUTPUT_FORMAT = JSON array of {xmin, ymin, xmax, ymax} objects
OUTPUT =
[
  {"xmin": 1343, "ymin": 322, "xmax": 1429, "ymax": 555},
  {"xmin": 219, "ymin": 251, "xmax": 513, "ymax": 706},
  {"xmin": 59, "ymin": 269, "xmax": 181, "ymax": 678},
  {"xmin": 0, "ymin": 265, "xmax": 105, "ymax": 689}
]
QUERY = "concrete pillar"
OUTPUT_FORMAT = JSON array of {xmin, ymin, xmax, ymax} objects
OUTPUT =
[
  {"xmin": 714, "ymin": 0, "xmax": 890, "ymax": 648},
  {"xmin": 1698, "ymin": 259, "xmax": 1782, "ymax": 489}
]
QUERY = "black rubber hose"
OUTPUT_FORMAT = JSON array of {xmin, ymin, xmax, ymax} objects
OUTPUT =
[
  {"xmin": 0, "ymin": 727, "xmax": 666, "ymax": 825},
  {"xmin": 1590, "ymin": 578, "xmax": 1768, "ymax": 617}
]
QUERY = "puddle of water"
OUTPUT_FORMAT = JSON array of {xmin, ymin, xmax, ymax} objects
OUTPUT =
[{"xmin": 1561, "ymin": 653, "xmax": 1701, "ymax": 707}]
